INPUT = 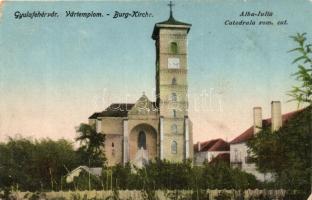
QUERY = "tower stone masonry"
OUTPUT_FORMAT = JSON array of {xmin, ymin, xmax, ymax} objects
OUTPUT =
[{"xmin": 152, "ymin": 5, "xmax": 192, "ymax": 161}]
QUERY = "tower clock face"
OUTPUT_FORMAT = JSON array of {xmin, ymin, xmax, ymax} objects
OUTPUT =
[{"xmin": 168, "ymin": 58, "xmax": 180, "ymax": 69}]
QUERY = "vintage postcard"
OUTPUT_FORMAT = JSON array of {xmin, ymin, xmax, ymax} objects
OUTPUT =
[{"xmin": 0, "ymin": 0, "xmax": 311, "ymax": 199}]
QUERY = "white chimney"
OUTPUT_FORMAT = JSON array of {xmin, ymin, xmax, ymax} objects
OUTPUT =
[
  {"xmin": 271, "ymin": 101, "xmax": 282, "ymax": 132},
  {"xmin": 253, "ymin": 107, "xmax": 262, "ymax": 134},
  {"xmin": 197, "ymin": 142, "xmax": 201, "ymax": 152}
]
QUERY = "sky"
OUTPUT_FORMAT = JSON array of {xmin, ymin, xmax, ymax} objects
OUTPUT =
[{"xmin": 0, "ymin": 0, "xmax": 311, "ymax": 144}]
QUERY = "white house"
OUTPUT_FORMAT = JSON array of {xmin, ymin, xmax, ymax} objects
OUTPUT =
[
  {"xmin": 65, "ymin": 166, "xmax": 102, "ymax": 183},
  {"xmin": 230, "ymin": 101, "xmax": 302, "ymax": 182},
  {"xmin": 194, "ymin": 138, "xmax": 230, "ymax": 165}
]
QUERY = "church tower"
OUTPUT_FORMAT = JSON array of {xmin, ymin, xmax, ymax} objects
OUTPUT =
[{"xmin": 152, "ymin": 2, "xmax": 192, "ymax": 162}]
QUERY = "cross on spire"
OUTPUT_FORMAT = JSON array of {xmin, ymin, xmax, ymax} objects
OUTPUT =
[{"xmin": 168, "ymin": 1, "xmax": 175, "ymax": 18}]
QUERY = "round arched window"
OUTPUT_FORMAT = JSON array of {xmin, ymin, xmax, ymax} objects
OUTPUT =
[
  {"xmin": 171, "ymin": 141, "xmax": 177, "ymax": 154},
  {"xmin": 170, "ymin": 42, "xmax": 178, "ymax": 54},
  {"xmin": 171, "ymin": 93, "xmax": 177, "ymax": 102},
  {"xmin": 173, "ymin": 109, "xmax": 177, "ymax": 118},
  {"xmin": 172, "ymin": 78, "xmax": 177, "ymax": 85},
  {"xmin": 138, "ymin": 131, "xmax": 146, "ymax": 150}
]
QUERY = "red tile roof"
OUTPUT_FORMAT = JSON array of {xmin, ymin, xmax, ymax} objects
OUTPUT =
[
  {"xmin": 209, "ymin": 139, "xmax": 230, "ymax": 151},
  {"xmin": 230, "ymin": 126, "xmax": 254, "ymax": 145},
  {"xmin": 230, "ymin": 108, "xmax": 305, "ymax": 144},
  {"xmin": 194, "ymin": 139, "xmax": 229, "ymax": 152},
  {"xmin": 199, "ymin": 139, "xmax": 219, "ymax": 151}
]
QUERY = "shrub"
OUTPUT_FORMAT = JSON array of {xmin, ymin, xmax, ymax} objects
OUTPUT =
[{"xmin": 215, "ymin": 191, "xmax": 231, "ymax": 200}]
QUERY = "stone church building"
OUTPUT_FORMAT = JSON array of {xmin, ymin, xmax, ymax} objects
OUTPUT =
[{"xmin": 88, "ymin": 6, "xmax": 194, "ymax": 166}]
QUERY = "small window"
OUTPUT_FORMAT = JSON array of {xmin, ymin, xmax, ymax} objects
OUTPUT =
[
  {"xmin": 171, "ymin": 141, "xmax": 177, "ymax": 154},
  {"xmin": 138, "ymin": 131, "xmax": 146, "ymax": 150},
  {"xmin": 234, "ymin": 149, "xmax": 239, "ymax": 162},
  {"xmin": 172, "ymin": 78, "xmax": 177, "ymax": 85},
  {"xmin": 171, "ymin": 124, "xmax": 177, "ymax": 134},
  {"xmin": 173, "ymin": 109, "xmax": 177, "ymax": 118},
  {"xmin": 112, "ymin": 142, "xmax": 115, "ymax": 156},
  {"xmin": 170, "ymin": 42, "xmax": 178, "ymax": 54},
  {"xmin": 171, "ymin": 93, "xmax": 177, "ymax": 102}
]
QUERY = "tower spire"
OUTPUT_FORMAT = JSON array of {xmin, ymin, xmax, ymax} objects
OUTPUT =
[{"xmin": 168, "ymin": 1, "xmax": 174, "ymax": 18}]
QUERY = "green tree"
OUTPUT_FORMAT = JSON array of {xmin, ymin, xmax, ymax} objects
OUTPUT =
[
  {"xmin": 199, "ymin": 161, "xmax": 258, "ymax": 190},
  {"xmin": 0, "ymin": 136, "xmax": 35, "ymax": 190},
  {"xmin": 288, "ymin": 33, "xmax": 312, "ymax": 197},
  {"xmin": 247, "ymin": 106, "xmax": 311, "ymax": 196},
  {"xmin": 104, "ymin": 159, "xmax": 259, "ymax": 191},
  {"xmin": 31, "ymin": 138, "xmax": 78, "ymax": 191},
  {"xmin": 246, "ymin": 33, "xmax": 312, "ymax": 198},
  {"xmin": 75, "ymin": 123, "xmax": 106, "ymax": 167},
  {"xmin": 0, "ymin": 137, "xmax": 78, "ymax": 191},
  {"xmin": 288, "ymin": 33, "xmax": 312, "ymax": 105}
]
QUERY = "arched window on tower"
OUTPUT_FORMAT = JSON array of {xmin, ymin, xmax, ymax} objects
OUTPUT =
[
  {"xmin": 171, "ymin": 93, "xmax": 177, "ymax": 102},
  {"xmin": 171, "ymin": 141, "xmax": 177, "ymax": 154},
  {"xmin": 112, "ymin": 142, "xmax": 115, "ymax": 156},
  {"xmin": 173, "ymin": 109, "xmax": 177, "ymax": 118},
  {"xmin": 138, "ymin": 131, "xmax": 146, "ymax": 150},
  {"xmin": 171, "ymin": 124, "xmax": 177, "ymax": 134},
  {"xmin": 172, "ymin": 77, "xmax": 177, "ymax": 85},
  {"xmin": 170, "ymin": 42, "xmax": 178, "ymax": 54}
]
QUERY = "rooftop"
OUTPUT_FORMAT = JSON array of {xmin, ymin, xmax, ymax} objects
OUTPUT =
[
  {"xmin": 152, "ymin": 2, "xmax": 191, "ymax": 39},
  {"xmin": 194, "ymin": 138, "xmax": 230, "ymax": 152},
  {"xmin": 230, "ymin": 108, "xmax": 307, "ymax": 144},
  {"xmin": 88, "ymin": 103, "xmax": 135, "ymax": 119},
  {"xmin": 88, "ymin": 97, "xmax": 157, "ymax": 119}
]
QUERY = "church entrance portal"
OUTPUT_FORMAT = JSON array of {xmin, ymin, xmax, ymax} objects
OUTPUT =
[{"xmin": 129, "ymin": 123, "xmax": 157, "ymax": 167}]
